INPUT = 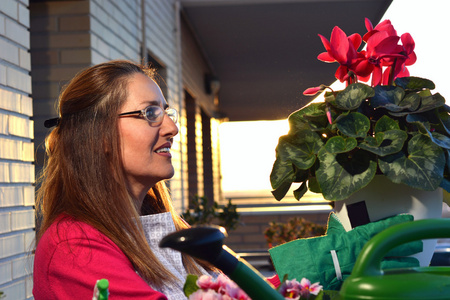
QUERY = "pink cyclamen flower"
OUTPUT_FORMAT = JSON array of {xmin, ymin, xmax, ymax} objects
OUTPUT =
[
  {"xmin": 217, "ymin": 275, "xmax": 250, "ymax": 300},
  {"xmin": 278, "ymin": 279, "xmax": 301, "ymax": 299},
  {"xmin": 354, "ymin": 30, "xmax": 401, "ymax": 86},
  {"xmin": 317, "ymin": 26, "xmax": 362, "ymax": 82},
  {"xmin": 197, "ymin": 274, "xmax": 221, "ymax": 291},
  {"xmin": 355, "ymin": 18, "xmax": 416, "ymax": 86},
  {"xmin": 363, "ymin": 18, "xmax": 397, "ymax": 42},
  {"xmin": 299, "ymin": 278, "xmax": 323, "ymax": 298},
  {"xmin": 192, "ymin": 274, "xmax": 250, "ymax": 300},
  {"xmin": 381, "ymin": 32, "xmax": 416, "ymax": 84}
]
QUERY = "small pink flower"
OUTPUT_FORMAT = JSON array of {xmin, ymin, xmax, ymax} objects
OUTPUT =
[
  {"xmin": 299, "ymin": 278, "xmax": 323, "ymax": 298},
  {"xmin": 191, "ymin": 274, "xmax": 250, "ymax": 300},
  {"xmin": 279, "ymin": 279, "xmax": 301, "ymax": 299},
  {"xmin": 197, "ymin": 275, "xmax": 220, "ymax": 291}
]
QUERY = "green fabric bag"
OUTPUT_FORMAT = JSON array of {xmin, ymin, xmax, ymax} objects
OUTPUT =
[{"xmin": 269, "ymin": 213, "xmax": 422, "ymax": 290}]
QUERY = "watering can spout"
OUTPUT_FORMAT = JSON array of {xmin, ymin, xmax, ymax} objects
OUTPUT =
[
  {"xmin": 159, "ymin": 225, "xmax": 238, "ymax": 274},
  {"xmin": 160, "ymin": 226, "xmax": 285, "ymax": 300}
]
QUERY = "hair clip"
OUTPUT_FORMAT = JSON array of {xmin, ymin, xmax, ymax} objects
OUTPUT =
[{"xmin": 44, "ymin": 117, "xmax": 61, "ymax": 128}]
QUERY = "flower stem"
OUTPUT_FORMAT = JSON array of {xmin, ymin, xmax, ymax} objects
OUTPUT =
[{"xmin": 388, "ymin": 58, "xmax": 397, "ymax": 86}]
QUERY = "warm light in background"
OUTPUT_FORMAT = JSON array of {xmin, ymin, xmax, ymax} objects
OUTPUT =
[
  {"xmin": 219, "ymin": 0, "xmax": 449, "ymax": 197},
  {"xmin": 219, "ymin": 120, "xmax": 289, "ymax": 193}
]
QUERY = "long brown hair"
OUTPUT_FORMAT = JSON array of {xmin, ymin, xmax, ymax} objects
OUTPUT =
[{"xmin": 36, "ymin": 60, "xmax": 207, "ymax": 287}]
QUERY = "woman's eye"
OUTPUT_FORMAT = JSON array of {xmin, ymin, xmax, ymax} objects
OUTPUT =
[{"xmin": 145, "ymin": 107, "xmax": 161, "ymax": 120}]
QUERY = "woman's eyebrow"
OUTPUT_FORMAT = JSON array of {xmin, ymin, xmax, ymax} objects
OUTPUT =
[
  {"xmin": 141, "ymin": 100, "xmax": 163, "ymax": 107},
  {"xmin": 142, "ymin": 99, "xmax": 169, "ymax": 109},
  {"xmin": 146, "ymin": 100, "xmax": 161, "ymax": 105}
]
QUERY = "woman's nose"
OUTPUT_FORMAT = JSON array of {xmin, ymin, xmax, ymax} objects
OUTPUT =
[{"xmin": 161, "ymin": 113, "xmax": 179, "ymax": 137}]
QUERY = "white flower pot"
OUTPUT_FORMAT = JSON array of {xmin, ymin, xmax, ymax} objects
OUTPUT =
[{"xmin": 334, "ymin": 175, "xmax": 443, "ymax": 267}]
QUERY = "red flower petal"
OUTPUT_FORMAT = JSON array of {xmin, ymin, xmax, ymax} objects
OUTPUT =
[
  {"xmin": 317, "ymin": 52, "xmax": 335, "ymax": 62},
  {"xmin": 365, "ymin": 18, "xmax": 373, "ymax": 32},
  {"xmin": 335, "ymin": 65, "xmax": 349, "ymax": 82},
  {"xmin": 354, "ymin": 59, "xmax": 373, "ymax": 78},
  {"xmin": 401, "ymin": 32, "xmax": 415, "ymax": 54},
  {"xmin": 371, "ymin": 65, "xmax": 383, "ymax": 86},
  {"xmin": 318, "ymin": 34, "xmax": 331, "ymax": 52},
  {"xmin": 374, "ymin": 19, "xmax": 397, "ymax": 36},
  {"xmin": 330, "ymin": 26, "xmax": 351, "ymax": 64},
  {"xmin": 371, "ymin": 35, "xmax": 400, "ymax": 56},
  {"xmin": 405, "ymin": 51, "xmax": 417, "ymax": 66},
  {"xmin": 348, "ymin": 33, "xmax": 362, "ymax": 51}
]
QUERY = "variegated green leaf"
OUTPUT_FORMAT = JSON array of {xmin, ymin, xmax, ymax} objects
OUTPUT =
[
  {"xmin": 408, "ymin": 114, "xmax": 450, "ymax": 149},
  {"xmin": 308, "ymin": 176, "xmax": 322, "ymax": 193},
  {"xmin": 336, "ymin": 112, "xmax": 370, "ymax": 138},
  {"xmin": 316, "ymin": 148, "xmax": 377, "ymax": 200},
  {"xmin": 333, "ymin": 83, "xmax": 374, "ymax": 110},
  {"xmin": 444, "ymin": 149, "xmax": 450, "ymax": 175},
  {"xmin": 359, "ymin": 130, "xmax": 407, "ymax": 156},
  {"xmin": 270, "ymin": 157, "xmax": 294, "ymax": 190},
  {"xmin": 438, "ymin": 109, "xmax": 450, "ymax": 135},
  {"xmin": 395, "ymin": 76, "xmax": 435, "ymax": 91},
  {"xmin": 288, "ymin": 103, "xmax": 327, "ymax": 134},
  {"xmin": 293, "ymin": 181, "xmax": 308, "ymax": 200},
  {"xmin": 371, "ymin": 86, "xmax": 405, "ymax": 111},
  {"xmin": 374, "ymin": 115, "xmax": 400, "ymax": 132},
  {"xmin": 379, "ymin": 134, "xmax": 445, "ymax": 190},
  {"xmin": 324, "ymin": 136, "xmax": 357, "ymax": 154},
  {"xmin": 271, "ymin": 131, "xmax": 323, "ymax": 193},
  {"xmin": 428, "ymin": 132, "xmax": 450, "ymax": 150},
  {"xmin": 271, "ymin": 162, "xmax": 310, "ymax": 201},
  {"xmin": 400, "ymin": 93, "xmax": 421, "ymax": 111},
  {"xmin": 271, "ymin": 179, "xmax": 294, "ymax": 201},
  {"xmin": 412, "ymin": 93, "xmax": 446, "ymax": 114},
  {"xmin": 386, "ymin": 93, "xmax": 421, "ymax": 116},
  {"xmin": 274, "ymin": 131, "xmax": 323, "ymax": 170}
]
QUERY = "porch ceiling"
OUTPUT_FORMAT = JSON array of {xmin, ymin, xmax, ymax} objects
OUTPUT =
[{"xmin": 180, "ymin": 0, "xmax": 393, "ymax": 121}]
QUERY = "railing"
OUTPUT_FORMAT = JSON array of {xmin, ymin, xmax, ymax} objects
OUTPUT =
[{"xmin": 222, "ymin": 194, "xmax": 333, "ymax": 215}]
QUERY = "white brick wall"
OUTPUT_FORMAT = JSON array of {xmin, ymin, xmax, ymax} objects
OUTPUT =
[
  {"xmin": 90, "ymin": 0, "xmax": 141, "ymax": 63},
  {"xmin": 0, "ymin": 0, "xmax": 35, "ymax": 299},
  {"xmin": 145, "ymin": 0, "xmax": 186, "ymax": 212},
  {"xmin": 90, "ymin": 0, "xmax": 187, "ymax": 212},
  {"xmin": 25, "ymin": 0, "xmax": 220, "ymax": 298}
]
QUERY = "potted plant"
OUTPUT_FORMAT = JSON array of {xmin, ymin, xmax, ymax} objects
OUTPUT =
[
  {"xmin": 270, "ymin": 18, "xmax": 449, "ymax": 265},
  {"xmin": 264, "ymin": 217, "xmax": 326, "ymax": 248}
]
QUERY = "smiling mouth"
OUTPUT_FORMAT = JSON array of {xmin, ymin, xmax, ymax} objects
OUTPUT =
[{"xmin": 155, "ymin": 147, "xmax": 171, "ymax": 154}]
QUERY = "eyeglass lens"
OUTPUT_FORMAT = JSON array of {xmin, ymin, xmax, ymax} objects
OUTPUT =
[
  {"xmin": 144, "ymin": 106, "xmax": 177, "ymax": 123},
  {"xmin": 144, "ymin": 106, "xmax": 162, "ymax": 121}
]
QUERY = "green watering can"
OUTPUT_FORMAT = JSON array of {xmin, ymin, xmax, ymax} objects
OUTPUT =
[
  {"xmin": 159, "ymin": 226, "xmax": 285, "ymax": 300},
  {"xmin": 161, "ymin": 219, "xmax": 450, "ymax": 300},
  {"xmin": 340, "ymin": 218, "xmax": 450, "ymax": 300}
]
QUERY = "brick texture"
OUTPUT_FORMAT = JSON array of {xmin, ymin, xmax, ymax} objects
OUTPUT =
[{"xmin": 0, "ymin": 1, "xmax": 35, "ymax": 299}]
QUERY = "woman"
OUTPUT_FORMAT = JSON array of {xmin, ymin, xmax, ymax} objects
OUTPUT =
[{"xmin": 33, "ymin": 60, "xmax": 212, "ymax": 299}]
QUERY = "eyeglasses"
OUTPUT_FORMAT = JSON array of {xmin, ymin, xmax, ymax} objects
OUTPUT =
[{"xmin": 118, "ymin": 105, "xmax": 178, "ymax": 125}]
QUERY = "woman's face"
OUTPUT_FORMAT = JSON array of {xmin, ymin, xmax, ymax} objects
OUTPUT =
[{"xmin": 118, "ymin": 73, "xmax": 178, "ymax": 201}]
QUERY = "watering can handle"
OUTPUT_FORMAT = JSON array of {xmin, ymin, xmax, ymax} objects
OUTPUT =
[{"xmin": 351, "ymin": 218, "xmax": 450, "ymax": 277}]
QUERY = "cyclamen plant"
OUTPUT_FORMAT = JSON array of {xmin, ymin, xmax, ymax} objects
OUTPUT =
[
  {"xmin": 183, "ymin": 274, "xmax": 322, "ymax": 300},
  {"xmin": 270, "ymin": 18, "xmax": 450, "ymax": 201}
]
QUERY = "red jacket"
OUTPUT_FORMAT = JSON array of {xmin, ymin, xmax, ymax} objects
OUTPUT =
[{"xmin": 33, "ymin": 215, "xmax": 167, "ymax": 299}]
